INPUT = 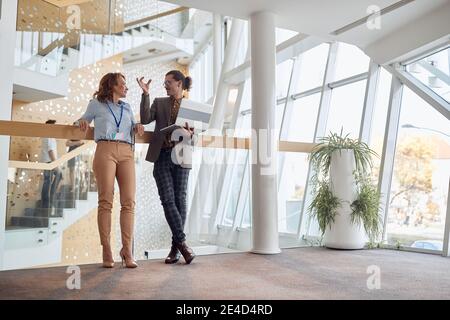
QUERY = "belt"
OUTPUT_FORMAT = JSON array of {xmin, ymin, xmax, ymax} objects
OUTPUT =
[{"xmin": 97, "ymin": 139, "xmax": 132, "ymax": 145}]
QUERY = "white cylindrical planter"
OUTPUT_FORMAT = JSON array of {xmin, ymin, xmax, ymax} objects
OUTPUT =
[
  {"xmin": 250, "ymin": 11, "xmax": 280, "ymax": 254},
  {"xmin": 324, "ymin": 149, "xmax": 367, "ymax": 249}
]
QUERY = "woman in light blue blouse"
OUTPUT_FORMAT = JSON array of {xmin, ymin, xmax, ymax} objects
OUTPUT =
[{"xmin": 77, "ymin": 72, "xmax": 148, "ymax": 268}]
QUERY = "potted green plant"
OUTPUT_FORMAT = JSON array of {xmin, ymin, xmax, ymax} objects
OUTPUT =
[{"xmin": 308, "ymin": 131, "xmax": 382, "ymax": 249}]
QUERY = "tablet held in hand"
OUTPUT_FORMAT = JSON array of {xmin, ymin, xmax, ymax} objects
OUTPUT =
[{"xmin": 159, "ymin": 124, "xmax": 182, "ymax": 134}]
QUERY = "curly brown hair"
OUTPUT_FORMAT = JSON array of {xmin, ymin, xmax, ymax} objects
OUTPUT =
[{"xmin": 93, "ymin": 72, "xmax": 125, "ymax": 103}]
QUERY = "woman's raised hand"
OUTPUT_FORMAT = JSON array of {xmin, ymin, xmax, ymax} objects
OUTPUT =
[{"xmin": 136, "ymin": 77, "xmax": 151, "ymax": 95}]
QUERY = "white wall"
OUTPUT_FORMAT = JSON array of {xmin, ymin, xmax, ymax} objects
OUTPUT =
[
  {"xmin": 0, "ymin": 0, "xmax": 17, "ymax": 270},
  {"xmin": 3, "ymin": 231, "xmax": 63, "ymax": 271}
]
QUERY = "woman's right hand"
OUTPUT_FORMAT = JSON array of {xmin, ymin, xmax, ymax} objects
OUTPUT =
[{"xmin": 78, "ymin": 119, "xmax": 89, "ymax": 132}]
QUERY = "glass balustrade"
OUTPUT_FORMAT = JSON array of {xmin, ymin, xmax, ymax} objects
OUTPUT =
[
  {"xmin": 2, "ymin": 130, "xmax": 313, "ymax": 266},
  {"xmin": 14, "ymin": 0, "xmax": 190, "ymax": 78},
  {"xmin": 14, "ymin": 0, "xmax": 117, "ymax": 77},
  {"xmin": 6, "ymin": 142, "xmax": 96, "ymax": 231}
]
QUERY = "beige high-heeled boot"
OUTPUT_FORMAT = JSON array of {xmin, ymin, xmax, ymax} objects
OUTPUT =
[
  {"xmin": 120, "ymin": 211, "xmax": 138, "ymax": 268},
  {"xmin": 98, "ymin": 210, "xmax": 114, "ymax": 268},
  {"xmin": 102, "ymin": 244, "xmax": 114, "ymax": 268},
  {"xmin": 119, "ymin": 247, "xmax": 138, "ymax": 268}
]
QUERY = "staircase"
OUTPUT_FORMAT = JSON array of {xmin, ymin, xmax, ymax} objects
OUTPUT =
[
  {"xmin": 4, "ymin": 147, "xmax": 100, "ymax": 270},
  {"xmin": 9, "ymin": 184, "xmax": 88, "ymax": 228},
  {"xmin": 4, "ymin": 183, "xmax": 98, "ymax": 270},
  {"xmin": 14, "ymin": 23, "xmax": 194, "ymax": 102}
]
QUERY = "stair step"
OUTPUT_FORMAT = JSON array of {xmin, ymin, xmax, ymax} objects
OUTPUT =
[
  {"xmin": 10, "ymin": 216, "xmax": 49, "ymax": 228},
  {"xmin": 55, "ymin": 191, "xmax": 88, "ymax": 201},
  {"xmin": 55, "ymin": 200, "xmax": 76, "ymax": 208},
  {"xmin": 23, "ymin": 207, "xmax": 63, "ymax": 217},
  {"xmin": 58, "ymin": 185, "xmax": 85, "ymax": 192}
]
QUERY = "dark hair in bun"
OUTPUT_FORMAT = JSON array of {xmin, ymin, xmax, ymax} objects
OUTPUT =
[{"xmin": 166, "ymin": 70, "xmax": 192, "ymax": 91}]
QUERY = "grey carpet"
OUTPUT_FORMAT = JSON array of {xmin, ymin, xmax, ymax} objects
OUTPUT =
[{"xmin": 0, "ymin": 247, "xmax": 449, "ymax": 300}]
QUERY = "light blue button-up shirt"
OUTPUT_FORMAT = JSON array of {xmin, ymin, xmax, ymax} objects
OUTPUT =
[{"xmin": 80, "ymin": 98, "xmax": 136, "ymax": 144}]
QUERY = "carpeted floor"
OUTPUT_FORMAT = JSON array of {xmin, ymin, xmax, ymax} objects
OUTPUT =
[{"xmin": 0, "ymin": 247, "xmax": 449, "ymax": 299}]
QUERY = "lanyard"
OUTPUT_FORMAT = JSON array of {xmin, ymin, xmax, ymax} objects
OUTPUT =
[{"xmin": 106, "ymin": 101, "xmax": 124, "ymax": 133}]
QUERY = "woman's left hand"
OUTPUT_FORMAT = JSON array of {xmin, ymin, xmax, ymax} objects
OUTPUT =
[{"xmin": 134, "ymin": 123, "xmax": 145, "ymax": 136}]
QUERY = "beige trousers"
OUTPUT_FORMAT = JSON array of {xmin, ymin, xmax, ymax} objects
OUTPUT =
[{"xmin": 93, "ymin": 141, "xmax": 136, "ymax": 250}]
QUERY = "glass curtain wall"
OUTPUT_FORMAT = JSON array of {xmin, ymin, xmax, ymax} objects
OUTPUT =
[{"xmin": 214, "ymin": 30, "xmax": 449, "ymax": 253}]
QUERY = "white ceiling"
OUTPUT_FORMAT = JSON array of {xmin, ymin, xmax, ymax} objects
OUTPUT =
[
  {"xmin": 163, "ymin": 0, "xmax": 450, "ymax": 63},
  {"xmin": 122, "ymin": 39, "xmax": 189, "ymax": 65}
]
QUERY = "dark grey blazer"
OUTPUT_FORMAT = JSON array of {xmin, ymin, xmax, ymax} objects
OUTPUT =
[{"xmin": 140, "ymin": 94, "xmax": 192, "ymax": 168}]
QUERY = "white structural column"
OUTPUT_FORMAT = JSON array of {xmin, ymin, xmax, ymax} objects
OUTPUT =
[
  {"xmin": 208, "ymin": 18, "xmax": 244, "ymax": 130},
  {"xmin": 278, "ymin": 57, "xmax": 301, "ymax": 181},
  {"xmin": 277, "ymin": 57, "xmax": 301, "ymax": 234},
  {"xmin": 300, "ymin": 42, "xmax": 338, "ymax": 238},
  {"xmin": 187, "ymin": 19, "xmax": 244, "ymax": 238},
  {"xmin": 443, "ymin": 178, "xmax": 450, "ymax": 256},
  {"xmin": 250, "ymin": 11, "xmax": 280, "ymax": 254},
  {"xmin": 378, "ymin": 76, "xmax": 403, "ymax": 241},
  {"xmin": 212, "ymin": 13, "xmax": 222, "ymax": 94},
  {"xmin": 0, "ymin": 0, "xmax": 18, "ymax": 270},
  {"xmin": 359, "ymin": 60, "xmax": 380, "ymax": 143}
]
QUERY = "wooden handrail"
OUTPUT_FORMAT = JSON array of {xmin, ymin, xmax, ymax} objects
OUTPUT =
[
  {"xmin": 1, "ymin": 120, "xmax": 317, "ymax": 170},
  {"xmin": 0, "ymin": 120, "xmax": 149, "ymax": 142},
  {"xmin": 37, "ymin": 32, "xmax": 80, "ymax": 57},
  {"xmin": 278, "ymin": 141, "xmax": 317, "ymax": 153}
]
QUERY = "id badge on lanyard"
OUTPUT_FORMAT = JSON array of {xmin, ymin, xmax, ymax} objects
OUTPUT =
[
  {"xmin": 112, "ymin": 131, "xmax": 125, "ymax": 140},
  {"xmin": 107, "ymin": 102, "xmax": 124, "ymax": 140}
]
